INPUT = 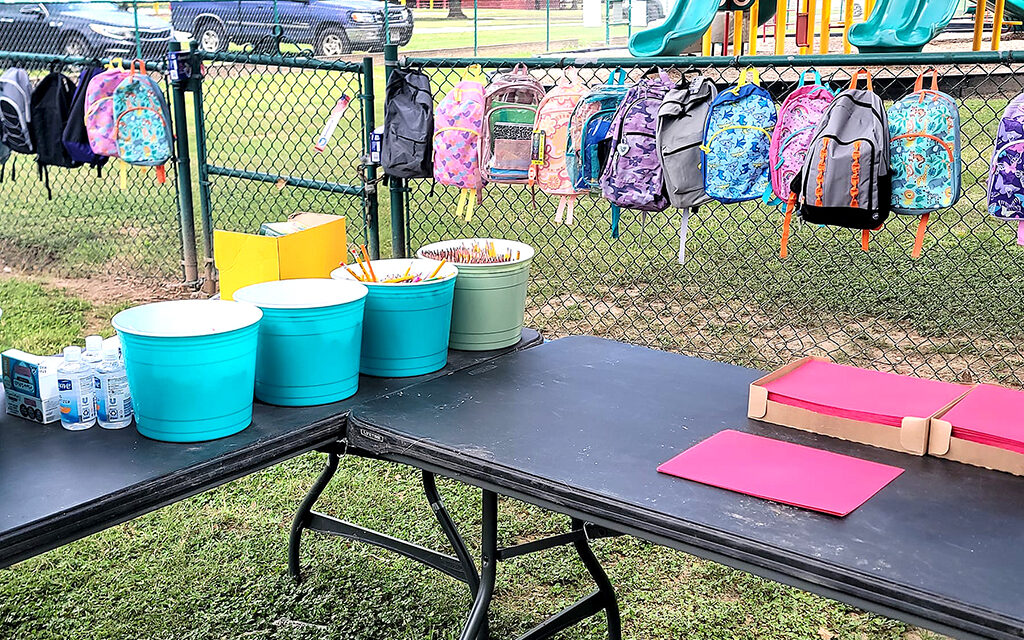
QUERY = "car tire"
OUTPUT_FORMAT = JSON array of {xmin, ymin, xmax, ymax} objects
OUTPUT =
[
  {"xmin": 317, "ymin": 27, "xmax": 352, "ymax": 57},
  {"xmin": 196, "ymin": 21, "xmax": 226, "ymax": 53},
  {"xmin": 62, "ymin": 33, "xmax": 90, "ymax": 58}
]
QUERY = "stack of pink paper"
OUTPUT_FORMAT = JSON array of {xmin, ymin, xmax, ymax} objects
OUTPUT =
[
  {"xmin": 939, "ymin": 385, "xmax": 1024, "ymax": 454},
  {"xmin": 763, "ymin": 360, "xmax": 967, "ymax": 426},
  {"xmin": 657, "ymin": 430, "xmax": 904, "ymax": 516}
]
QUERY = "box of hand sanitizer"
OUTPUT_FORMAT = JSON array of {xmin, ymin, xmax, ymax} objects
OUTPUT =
[{"xmin": 2, "ymin": 349, "xmax": 63, "ymax": 424}]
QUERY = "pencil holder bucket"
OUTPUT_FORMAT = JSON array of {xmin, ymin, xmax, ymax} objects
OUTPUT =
[
  {"xmin": 417, "ymin": 239, "xmax": 534, "ymax": 351},
  {"xmin": 233, "ymin": 278, "xmax": 368, "ymax": 406},
  {"xmin": 112, "ymin": 300, "xmax": 262, "ymax": 443},
  {"xmin": 331, "ymin": 259, "xmax": 458, "ymax": 377}
]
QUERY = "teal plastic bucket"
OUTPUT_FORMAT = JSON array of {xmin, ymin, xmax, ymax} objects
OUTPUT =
[
  {"xmin": 112, "ymin": 300, "xmax": 262, "ymax": 443},
  {"xmin": 331, "ymin": 258, "xmax": 458, "ymax": 377},
  {"xmin": 417, "ymin": 239, "xmax": 534, "ymax": 351},
  {"xmin": 233, "ymin": 278, "xmax": 368, "ymax": 406}
]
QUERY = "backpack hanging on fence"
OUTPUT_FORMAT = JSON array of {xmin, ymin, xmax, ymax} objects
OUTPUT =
[
  {"xmin": 433, "ymin": 66, "xmax": 486, "ymax": 221},
  {"xmin": 987, "ymin": 91, "xmax": 1024, "ymax": 246},
  {"xmin": 0, "ymin": 140, "xmax": 9, "ymax": 182},
  {"xmin": 600, "ymin": 68, "xmax": 676, "ymax": 236},
  {"xmin": 381, "ymin": 66, "xmax": 434, "ymax": 179},
  {"xmin": 0, "ymin": 67, "xmax": 34, "ymax": 180},
  {"xmin": 63, "ymin": 66, "xmax": 108, "ymax": 172},
  {"xmin": 113, "ymin": 60, "xmax": 174, "ymax": 184},
  {"xmin": 31, "ymin": 70, "xmax": 81, "ymax": 199},
  {"xmin": 566, "ymin": 68, "xmax": 632, "ymax": 231},
  {"xmin": 85, "ymin": 65, "xmax": 130, "ymax": 158},
  {"xmin": 781, "ymin": 69, "xmax": 890, "ymax": 258},
  {"xmin": 530, "ymin": 70, "xmax": 588, "ymax": 225},
  {"xmin": 769, "ymin": 69, "xmax": 833, "ymax": 202},
  {"xmin": 479, "ymin": 64, "xmax": 546, "ymax": 191},
  {"xmin": 702, "ymin": 67, "xmax": 777, "ymax": 204}
]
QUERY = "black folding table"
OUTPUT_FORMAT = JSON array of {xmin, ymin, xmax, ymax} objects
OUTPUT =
[
  {"xmin": 0, "ymin": 329, "xmax": 540, "ymax": 570},
  {"xmin": 305, "ymin": 336, "xmax": 1024, "ymax": 640}
]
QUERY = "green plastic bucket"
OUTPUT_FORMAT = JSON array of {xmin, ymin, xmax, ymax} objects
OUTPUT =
[
  {"xmin": 233, "ymin": 278, "xmax": 368, "ymax": 406},
  {"xmin": 112, "ymin": 300, "xmax": 262, "ymax": 443},
  {"xmin": 331, "ymin": 258, "xmax": 458, "ymax": 377},
  {"xmin": 417, "ymin": 239, "xmax": 534, "ymax": 351}
]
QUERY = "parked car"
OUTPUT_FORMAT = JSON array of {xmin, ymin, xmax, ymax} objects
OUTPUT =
[
  {"xmin": 170, "ymin": 0, "xmax": 414, "ymax": 56},
  {"xmin": 0, "ymin": 2, "xmax": 172, "ymax": 58}
]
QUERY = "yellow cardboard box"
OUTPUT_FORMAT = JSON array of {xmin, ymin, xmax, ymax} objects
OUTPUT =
[{"xmin": 214, "ymin": 212, "xmax": 346, "ymax": 300}]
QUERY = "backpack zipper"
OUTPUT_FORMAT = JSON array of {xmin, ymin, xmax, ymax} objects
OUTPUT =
[{"xmin": 804, "ymin": 135, "xmax": 879, "ymax": 213}]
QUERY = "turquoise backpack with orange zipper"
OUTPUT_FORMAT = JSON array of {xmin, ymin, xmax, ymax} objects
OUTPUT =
[{"xmin": 113, "ymin": 60, "xmax": 173, "ymax": 183}]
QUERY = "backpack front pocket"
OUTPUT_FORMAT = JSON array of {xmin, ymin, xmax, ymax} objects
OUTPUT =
[
  {"xmin": 890, "ymin": 132, "xmax": 955, "ymax": 211},
  {"xmin": 988, "ymin": 139, "xmax": 1024, "ymax": 219},
  {"xmin": 703, "ymin": 125, "xmax": 771, "ymax": 201}
]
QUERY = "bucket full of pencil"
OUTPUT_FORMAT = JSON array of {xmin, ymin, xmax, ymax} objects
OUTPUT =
[
  {"xmin": 416, "ymin": 238, "xmax": 534, "ymax": 351},
  {"xmin": 331, "ymin": 254, "xmax": 458, "ymax": 377}
]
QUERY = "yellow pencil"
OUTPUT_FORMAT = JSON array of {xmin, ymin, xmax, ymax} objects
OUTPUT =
[
  {"xmin": 427, "ymin": 259, "xmax": 447, "ymax": 280},
  {"xmin": 344, "ymin": 266, "xmax": 364, "ymax": 281},
  {"xmin": 360, "ymin": 244, "xmax": 377, "ymax": 282},
  {"xmin": 384, "ymin": 275, "xmax": 413, "ymax": 283},
  {"xmin": 403, "ymin": 264, "xmax": 412, "ymax": 277},
  {"xmin": 351, "ymin": 249, "xmax": 370, "ymax": 280}
]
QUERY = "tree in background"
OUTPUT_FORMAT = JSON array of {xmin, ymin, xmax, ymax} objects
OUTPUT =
[{"xmin": 447, "ymin": 0, "xmax": 468, "ymax": 18}]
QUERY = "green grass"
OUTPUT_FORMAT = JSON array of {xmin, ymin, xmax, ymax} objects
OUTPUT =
[{"xmin": 0, "ymin": 279, "xmax": 91, "ymax": 354}]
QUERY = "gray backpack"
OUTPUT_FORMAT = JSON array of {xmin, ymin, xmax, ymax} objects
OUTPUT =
[
  {"xmin": 657, "ymin": 75, "xmax": 717, "ymax": 263},
  {"xmin": 782, "ymin": 69, "xmax": 891, "ymax": 258},
  {"xmin": 382, "ymin": 67, "xmax": 434, "ymax": 179},
  {"xmin": 0, "ymin": 140, "xmax": 9, "ymax": 182},
  {"xmin": 0, "ymin": 68, "xmax": 33, "ymax": 155}
]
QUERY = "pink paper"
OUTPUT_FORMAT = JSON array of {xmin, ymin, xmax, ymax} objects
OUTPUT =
[
  {"xmin": 941, "ymin": 384, "xmax": 1024, "ymax": 452},
  {"xmin": 657, "ymin": 430, "xmax": 904, "ymax": 516},
  {"xmin": 763, "ymin": 360, "xmax": 967, "ymax": 426}
]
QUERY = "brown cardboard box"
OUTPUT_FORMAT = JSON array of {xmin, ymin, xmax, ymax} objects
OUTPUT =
[
  {"xmin": 929, "ymin": 399, "xmax": 1024, "ymax": 477},
  {"xmin": 748, "ymin": 356, "xmax": 969, "ymax": 456}
]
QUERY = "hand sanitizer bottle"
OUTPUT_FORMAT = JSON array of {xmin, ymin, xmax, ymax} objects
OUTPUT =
[
  {"xmin": 95, "ymin": 345, "xmax": 133, "ymax": 430},
  {"xmin": 58, "ymin": 346, "xmax": 96, "ymax": 431},
  {"xmin": 83, "ymin": 335, "xmax": 103, "ymax": 369}
]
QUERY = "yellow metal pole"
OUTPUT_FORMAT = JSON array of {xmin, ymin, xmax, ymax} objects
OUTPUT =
[
  {"xmin": 992, "ymin": 0, "xmax": 1006, "ymax": 49},
  {"xmin": 703, "ymin": 23, "xmax": 713, "ymax": 55},
  {"xmin": 973, "ymin": 0, "xmax": 986, "ymax": 50},
  {"xmin": 748, "ymin": 0, "xmax": 759, "ymax": 54},
  {"xmin": 819, "ymin": 0, "xmax": 831, "ymax": 53},
  {"xmin": 733, "ymin": 9, "xmax": 744, "ymax": 54},
  {"xmin": 805, "ymin": 0, "xmax": 817, "ymax": 52},
  {"xmin": 775, "ymin": 0, "xmax": 787, "ymax": 53},
  {"xmin": 842, "ymin": 0, "xmax": 854, "ymax": 53}
]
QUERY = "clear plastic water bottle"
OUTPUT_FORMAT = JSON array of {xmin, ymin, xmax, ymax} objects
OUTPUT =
[
  {"xmin": 83, "ymin": 335, "xmax": 103, "ymax": 370},
  {"xmin": 95, "ymin": 345, "xmax": 133, "ymax": 430},
  {"xmin": 57, "ymin": 346, "xmax": 96, "ymax": 431}
]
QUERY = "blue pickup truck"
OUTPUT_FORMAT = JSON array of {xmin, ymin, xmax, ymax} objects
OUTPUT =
[{"xmin": 170, "ymin": 0, "xmax": 414, "ymax": 55}]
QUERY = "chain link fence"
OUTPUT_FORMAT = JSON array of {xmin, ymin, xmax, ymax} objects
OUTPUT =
[
  {"xmin": 0, "ymin": 51, "xmax": 183, "ymax": 282},
  {"xmin": 403, "ymin": 55, "xmax": 1024, "ymax": 387}
]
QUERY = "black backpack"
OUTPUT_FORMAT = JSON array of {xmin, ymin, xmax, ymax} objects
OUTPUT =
[
  {"xmin": 30, "ymin": 71, "xmax": 81, "ymax": 198},
  {"xmin": 62, "ymin": 66, "xmax": 107, "ymax": 172},
  {"xmin": 381, "ymin": 67, "xmax": 433, "ymax": 179}
]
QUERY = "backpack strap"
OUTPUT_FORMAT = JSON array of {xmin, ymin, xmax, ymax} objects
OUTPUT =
[
  {"xmin": 608, "ymin": 68, "xmax": 627, "ymax": 86},
  {"xmin": 780, "ymin": 192, "xmax": 797, "ymax": 259},
  {"xmin": 862, "ymin": 229, "xmax": 871, "ymax": 252},
  {"xmin": 737, "ymin": 67, "xmax": 761, "ymax": 88},
  {"xmin": 797, "ymin": 69, "xmax": 821, "ymax": 87},
  {"xmin": 1018, "ymin": 220, "xmax": 1024, "ymax": 246},
  {"xmin": 849, "ymin": 68, "xmax": 873, "ymax": 92},
  {"xmin": 914, "ymin": 68, "xmax": 939, "ymax": 93},
  {"xmin": 555, "ymin": 196, "xmax": 567, "ymax": 224},
  {"xmin": 912, "ymin": 213, "xmax": 929, "ymax": 259},
  {"xmin": 610, "ymin": 204, "xmax": 621, "ymax": 239},
  {"xmin": 455, "ymin": 188, "xmax": 475, "ymax": 222},
  {"xmin": 462, "ymin": 64, "xmax": 485, "ymax": 83}
]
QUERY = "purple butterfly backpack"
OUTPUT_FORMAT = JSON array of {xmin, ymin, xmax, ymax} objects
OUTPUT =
[
  {"xmin": 600, "ymin": 69, "xmax": 675, "ymax": 235},
  {"xmin": 433, "ymin": 65, "xmax": 486, "ymax": 222},
  {"xmin": 987, "ymin": 92, "xmax": 1024, "ymax": 245},
  {"xmin": 769, "ymin": 69, "xmax": 833, "ymax": 201}
]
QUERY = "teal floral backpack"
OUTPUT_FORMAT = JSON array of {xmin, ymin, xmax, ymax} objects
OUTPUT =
[
  {"xmin": 113, "ymin": 60, "xmax": 173, "ymax": 183},
  {"xmin": 887, "ymin": 68, "xmax": 961, "ymax": 258}
]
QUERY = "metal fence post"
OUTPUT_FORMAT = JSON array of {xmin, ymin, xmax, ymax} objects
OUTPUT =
[
  {"xmin": 168, "ymin": 40, "xmax": 199, "ymax": 286},
  {"xmin": 189, "ymin": 46, "xmax": 217, "ymax": 293},
  {"xmin": 384, "ymin": 44, "xmax": 407, "ymax": 258},
  {"xmin": 361, "ymin": 56, "xmax": 381, "ymax": 260}
]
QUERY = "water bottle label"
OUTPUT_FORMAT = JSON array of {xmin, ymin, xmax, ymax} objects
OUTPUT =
[
  {"xmin": 97, "ymin": 373, "xmax": 132, "ymax": 422},
  {"xmin": 58, "ymin": 373, "xmax": 94, "ymax": 424}
]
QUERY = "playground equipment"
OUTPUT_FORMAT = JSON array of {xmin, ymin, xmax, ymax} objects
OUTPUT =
[
  {"xmin": 847, "ymin": 0, "xmax": 959, "ymax": 51},
  {"xmin": 629, "ymin": 0, "xmax": 775, "ymax": 56},
  {"xmin": 629, "ymin": 0, "xmax": 1013, "ymax": 56}
]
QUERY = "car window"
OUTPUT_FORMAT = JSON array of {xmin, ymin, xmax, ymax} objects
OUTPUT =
[{"xmin": 65, "ymin": 2, "xmax": 121, "ymax": 10}]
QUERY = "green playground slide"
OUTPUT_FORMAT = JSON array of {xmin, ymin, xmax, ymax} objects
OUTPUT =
[
  {"xmin": 629, "ymin": 0, "xmax": 776, "ymax": 57},
  {"xmin": 848, "ymin": 0, "xmax": 959, "ymax": 52}
]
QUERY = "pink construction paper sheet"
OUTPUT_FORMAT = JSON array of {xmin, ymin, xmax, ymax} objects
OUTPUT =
[
  {"xmin": 763, "ymin": 360, "xmax": 967, "ymax": 427},
  {"xmin": 941, "ymin": 384, "xmax": 1024, "ymax": 454},
  {"xmin": 657, "ymin": 430, "xmax": 904, "ymax": 516}
]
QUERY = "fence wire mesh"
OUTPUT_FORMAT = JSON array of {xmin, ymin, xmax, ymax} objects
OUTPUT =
[
  {"xmin": 406, "ymin": 59, "xmax": 1024, "ymax": 387},
  {"xmin": 194, "ymin": 52, "xmax": 372, "ymax": 254},
  {"xmin": 0, "ymin": 53, "xmax": 182, "ymax": 283}
]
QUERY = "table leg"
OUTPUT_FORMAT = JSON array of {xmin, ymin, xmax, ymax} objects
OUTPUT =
[
  {"xmin": 459, "ymin": 490, "xmax": 498, "ymax": 640},
  {"xmin": 422, "ymin": 472, "xmax": 482, "ymax": 599},
  {"xmin": 570, "ymin": 518, "xmax": 621, "ymax": 640},
  {"xmin": 288, "ymin": 451, "xmax": 340, "ymax": 581}
]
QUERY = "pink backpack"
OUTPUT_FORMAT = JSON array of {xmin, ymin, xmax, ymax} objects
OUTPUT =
[
  {"xmin": 433, "ymin": 66, "xmax": 486, "ymax": 221},
  {"xmin": 530, "ymin": 72, "xmax": 588, "ymax": 225},
  {"xmin": 768, "ymin": 70, "xmax": 834, "ymax": 201},
  {"xmin": 84, "ymin": 67, "xmax": 129, "ymax": 158}
]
